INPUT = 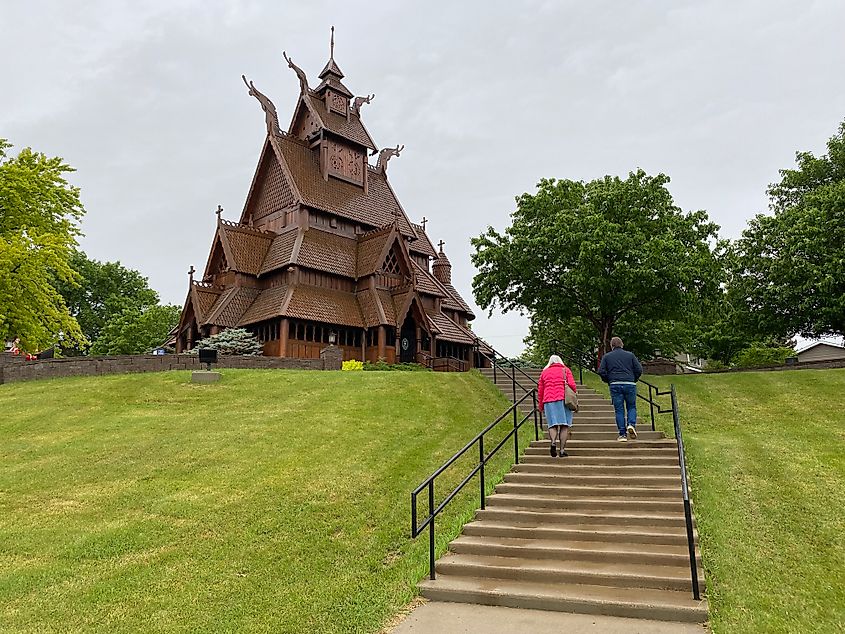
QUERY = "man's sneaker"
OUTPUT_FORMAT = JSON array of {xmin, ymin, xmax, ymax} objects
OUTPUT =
[
  {"xmin": 627, "ymin": 425, "xmax": 638, "ymax": 440},
  {"xmin": 549, "ymin": 444, "xmax": 558, "ymax": 457},
  {"xmin": 617, "ymin": 435, "xmax": 628, "ymax": 442}
]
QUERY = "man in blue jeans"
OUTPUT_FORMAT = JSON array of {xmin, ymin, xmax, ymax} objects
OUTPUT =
[{"xmin": 598, "ymin": 337, "xmax": 643, "ymax": 442}]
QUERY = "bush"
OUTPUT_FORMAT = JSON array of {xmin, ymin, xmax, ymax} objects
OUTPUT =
[
  {"xmin": 704, "ymin": 359, "xmax": 728, "ymax": 371},
  {"xmin": 342, "ymin": 360, "xmax": 364, "ymax": 371},
  {"xmin": 191, "ymin": 328, "xmax": 262, "ymax": 356},
  {"xmin": 733, "ymin": 345, "xmax": 794, "ymax": 369},
  {"xmin": 363, "ymin": 360, "xmax": 429, "ymax": 371}
]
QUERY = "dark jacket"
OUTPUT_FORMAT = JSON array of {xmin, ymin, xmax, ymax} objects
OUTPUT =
[{"xmin": 598, "ymin": 348, "xmax": 643, "ymax": 384}]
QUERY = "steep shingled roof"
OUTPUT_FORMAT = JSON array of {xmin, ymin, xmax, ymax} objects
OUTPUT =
[
  {"xmin": 259, "ymin": 229, "xmax": 299, "ymax": 275},
  {"xmin": 305, "ymin": 94, "xmax": 375, "ymax": 150},
  {"xmin": 219, "ymin": 222, "xmax": 274, "ymax": 276},
  {"xmin": 298, "ymin": 229, "xmax": 357, "ymax": 277},
  {"xmin": 285, "ymin": 285, "xmax": 364, "ymax": 328},
  {"xmin": 203, "ymin": 286, "xmax": 261, "ymax": 327},
  {"xmin": 239, "ymin": 285, "xmax": 290, "ymax": 326},
  {"xmin": 271, "ymin": 135, "xmax": 416, "ymax": 237}
]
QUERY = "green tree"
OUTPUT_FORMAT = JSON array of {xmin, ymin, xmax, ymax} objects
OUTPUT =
[
  {"xmin": 472, "ymin": 170, "xmax": 723, "ymax": 355},
  {"xmin": 0, "ymin": 140, "xmax": 85, "ymax": 350},
  {"xmin": 89, "ymin": 304, "xmax": 181, "ymax": 355},
  {"xmin": 192, "ymin": 328, "xmax": 262, "ymax": 356},
  {"xmin": 732, "ymin": 119, "xmax": 845, "ymax": 339},
  {"xmin": 56, "ymin": 250, "xmax": 159, "ymax": 353}
]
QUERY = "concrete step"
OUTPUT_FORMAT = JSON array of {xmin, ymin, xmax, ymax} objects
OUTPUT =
[
  {"xmin": 485, "ymin": 493, "xmax": 687, "ymax": 514},
  {"xmin": 474, "ymin": 507, "xmax": 694, "ymax": 529},
  {"xmin": 538, "ymin": 432, "xmax": 666, "ymax": 441},
  {"xmin": 494, "ymin": 482, "xmax": 681, "ymax": 499},
  {"xmin": 524, "ymin": 447, "xmax": 677, "ymax": 457},
  {"xmin": 521, "ymin": 455, "xmax": 679, "ymax": 466},
  {"xmin": 532, "ymin": 439, "xmax": 671, "ymax": 448},
  {"xmin": 513, "ymin": 463, "xmax": 681, "ymax": 477},
  {"xmin": 462, "ymin": 520, "xmax": 696, "ymax": 547},
  {"xmin": 449, "ymin": 535, "xmax": 701, "ymax": 568},
  {"xmin": 418, "ymin": 575, "xmax": 708, "ymax": 623},
  {"xmin": 503, "ymin": 472, "xmax": 679, "ymax": 488}
]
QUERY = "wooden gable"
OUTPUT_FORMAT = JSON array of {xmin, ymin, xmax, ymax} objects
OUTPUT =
[{"xmin": 241, "ymin": 141, "xmax": 298, "ymax": 229}]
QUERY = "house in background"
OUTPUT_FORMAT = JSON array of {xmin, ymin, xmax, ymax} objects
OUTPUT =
[{"xmin": 796, "ymin": 342, "xmax": 845, "ymax": 363}]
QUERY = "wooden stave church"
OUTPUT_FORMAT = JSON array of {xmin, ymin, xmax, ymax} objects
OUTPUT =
[{"xmin": 174, "ymin": 36, "xmax": 488, "ymax": 369}]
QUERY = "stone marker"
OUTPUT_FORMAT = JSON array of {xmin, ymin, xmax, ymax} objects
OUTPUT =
[{"xmin": 191, "ymin": 370, "xmax": 221, "ymax": 383}]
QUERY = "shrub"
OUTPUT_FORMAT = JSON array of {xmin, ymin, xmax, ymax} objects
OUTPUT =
[
  {"xmin": 734, "ymin": 345, "xmax": 794, "ymax": 369},
  {"xmin": 342, "ymin": 360, "xmax": 364, "ymax": 371},
  {"xmin": 191, "ymin": 328, "xmax": 262, "ymax": 356},
  {"xmin": 363, "ymin": 361, "xmax": 429, "ymax": 371}
]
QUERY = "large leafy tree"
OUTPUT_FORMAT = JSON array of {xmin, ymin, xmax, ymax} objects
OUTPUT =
[
  {"xmin": 472, "ymin": 170, "xmax": 723, "ymax": 355},
  {"xmin": 56, "ymin": 250, "xmax": 159, "ymax": 353},
  {"xmin": 89, "ymin": 304, "xmax": 181, "ymax": 355},
  {"xmin": 0, "ymin": 140, "xmax": 85, "ymax": 350},
  {"xmin": 732, "ymin": 120, "xmax": 845, "ymax": 339}
]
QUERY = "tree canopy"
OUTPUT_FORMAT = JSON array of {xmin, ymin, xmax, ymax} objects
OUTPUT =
[
  {"xmin": 731, "ymin": 120, "xmax": 845, "ymax": 339},
  {"xmin": 89, "ymin": 304, "xmax": 181, "ymax": 355},
  {"xmin": 57, "ymin": 250, "xmax": 160, "ymax": 353},
  {"xmin": 472, "ymin": 170, "xmax": 723, "ymax": 355},
  {"xmin": 0, "ymin": 140, "xmax": 85, "ymax": 350}
]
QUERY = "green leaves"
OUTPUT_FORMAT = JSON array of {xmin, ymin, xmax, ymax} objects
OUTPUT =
[
  {"xmin": 88, "ymin": 304, "xmax": 181, "ymax": 355},
  {"xmin": 0, "ymin": 140, "xmax": 86, "ymax": 350},
  {"xmin": 472, "ymin": 169, "xmax": 722, "ymax": 354},
  {"xmin": 732, "ymin": 119, "xmax": 845, "ymax": 340}
]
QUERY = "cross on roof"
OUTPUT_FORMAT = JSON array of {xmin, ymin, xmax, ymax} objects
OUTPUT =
[
  {"xmin": 216, "ymin": 205, "xmax": 223, "ymax": 218},
  {"xmin": 188, "ymin": 265, "xmax": 195, "ymax": 280},
  {"xmin": 438, "ymin": 240, "xmax": 445, "ymax": 252},
  {"xmin": 421, "ymin": 216, "xmax": 428, "ymax": 231}
]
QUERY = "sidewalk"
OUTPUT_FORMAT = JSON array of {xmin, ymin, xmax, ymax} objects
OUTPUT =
[{"xmin": 390, "ymin": 602, "xmax": 708, "ymax": 634}]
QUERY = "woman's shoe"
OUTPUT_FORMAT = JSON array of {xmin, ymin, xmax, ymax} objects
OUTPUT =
[
  {"xmin": 549, "ymin": 444, "xmax": 557, "ymax": 457},
  {"xmin": 559, "ymin": 450, "xmax": 569, "ymax": 457}
]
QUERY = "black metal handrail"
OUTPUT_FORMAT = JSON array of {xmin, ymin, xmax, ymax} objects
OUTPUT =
[
  {"xmin": 548, "ymin": 339, "xmax": 701, "ymax": 600},
  {"xmin": 473, "ymin": 339, "xmax": 538, "ymax": 402},
  {"xmin": 411, "ymin": 389, "xmax": 541, "ymax": 581}
]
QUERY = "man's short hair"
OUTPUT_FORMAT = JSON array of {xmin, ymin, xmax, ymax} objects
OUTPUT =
[{"xmin": 610, "ymin": 337, "xmax": 624, "ymax": 350}]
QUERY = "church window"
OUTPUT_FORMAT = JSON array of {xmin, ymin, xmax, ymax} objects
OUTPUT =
[{"xmin": 382, "ymin": 249, "xmax": 401, "ymax": 275}]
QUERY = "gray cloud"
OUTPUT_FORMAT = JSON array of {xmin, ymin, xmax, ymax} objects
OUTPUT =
[{"xmin": 2, "ymin": 0, "xmax": 844, "ymax": 355}]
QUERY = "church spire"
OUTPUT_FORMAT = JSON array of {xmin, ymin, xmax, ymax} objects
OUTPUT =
[{"xmin": 315, "ymin": 26, "xmax": 353, "ymax": 101}]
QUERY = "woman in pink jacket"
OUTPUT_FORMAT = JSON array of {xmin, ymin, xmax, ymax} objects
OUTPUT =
[{"xmin": 537, "ymin": 354, "xmax": 577, "ymax": 457}]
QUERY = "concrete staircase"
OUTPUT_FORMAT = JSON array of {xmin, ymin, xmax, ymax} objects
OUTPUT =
[{"xmin": 418, "ymin": 367, "xmax": 708, "ymax": 623}]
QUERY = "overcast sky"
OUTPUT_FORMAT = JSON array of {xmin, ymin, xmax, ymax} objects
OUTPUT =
[{"xmin": 2, "ymin": 1, "xmax": 844, "ymax": 356}]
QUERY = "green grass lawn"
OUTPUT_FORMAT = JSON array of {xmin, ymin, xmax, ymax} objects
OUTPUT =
[
  {"xmin": 0, "ymin": 369, "xmax": 528, "ymax": 634},
  {"xmin": 585, "ymin": 369, "xmax": 845, "ymax": 633}
]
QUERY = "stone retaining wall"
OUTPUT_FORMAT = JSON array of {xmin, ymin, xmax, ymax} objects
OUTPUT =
[{"xmin": 0, "ymin": 351, "xmax": 335, "ymax": 385}]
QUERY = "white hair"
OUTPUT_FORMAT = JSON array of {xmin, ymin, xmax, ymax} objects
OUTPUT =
[{"xmin": 544, "ymin": 354, "xmax": 564, "ymax": 369}]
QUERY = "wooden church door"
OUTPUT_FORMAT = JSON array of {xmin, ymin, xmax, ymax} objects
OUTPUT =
[{"xmin": 400, "ymin": 315, "xmax": 416, "ymax": 363}]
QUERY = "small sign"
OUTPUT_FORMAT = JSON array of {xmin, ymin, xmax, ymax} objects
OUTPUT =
[{"xmin": 401, "ymin": 338, "xmax": 410, "ymax": 351}]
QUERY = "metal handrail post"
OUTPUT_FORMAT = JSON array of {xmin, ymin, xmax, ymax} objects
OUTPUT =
[
  {"xmin": 479, "ymin": 436, "xmax": 485, "ymax": 509},
  {"xmin": 649, "ymin": 384, "xmax": 656, "ymax": 431},
  {"xmin": 428, "ymin": 481, "xmax": 436, "ymax": 580},
  {"xmin": 511, "ymin": 365, "xmax": 517, "ymax": 402},
  {"xmin": 493, "ymin": 358, "xmax": 497, "ymax": 384},
  {"xmin": 532, "ymin": 390, "xmax": 539, "ymax": 441},
  {"xmin": 671, "ymin": 385, "xmax": 701, "ymax": 600},
  {"xmin": 513, "ymin": 401, "xmax": 519, "ymax": 464}
]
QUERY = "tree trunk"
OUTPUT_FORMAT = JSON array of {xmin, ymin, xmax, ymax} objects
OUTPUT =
[{"xmin": 597, "ymin": 319, "xmax": 614, "ymax": 364}]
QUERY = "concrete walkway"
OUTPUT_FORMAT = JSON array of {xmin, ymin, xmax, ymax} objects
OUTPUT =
[{"xmin": 390, "ymin": 602, "xmax": 708, "ymax": 633}]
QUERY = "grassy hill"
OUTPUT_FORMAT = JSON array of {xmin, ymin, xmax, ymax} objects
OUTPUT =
[
  {"xmin": 0, "ymin": 369, "xmax": 519, "ymax": 634},
  {"xmin": 586, "ymin": 369, "xmax": 845, "ymax": 633}
]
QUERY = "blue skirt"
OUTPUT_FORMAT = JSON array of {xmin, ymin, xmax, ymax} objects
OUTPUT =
[{"xmin": 544, "ymin": 400, "xmax": 573, "ymax": 427}]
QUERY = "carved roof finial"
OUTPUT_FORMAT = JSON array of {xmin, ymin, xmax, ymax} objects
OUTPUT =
[
  {"xmin": 242, "ymin": 75, "xmax": 282, "ymax": 136},
  {"xmin": 352, "ymin": 94, "xmax": 375, "ymax": 114},
  {"xmin": 374, "ymin": 144, "xmax": 404, "ymax": 173},
  {"xmin": 283, "ymin": 52, "xmax": 310, "ymax": 94},
  {"xmin": 330, "ymin": 25, "xmax": 335, "ymax": 59}
]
